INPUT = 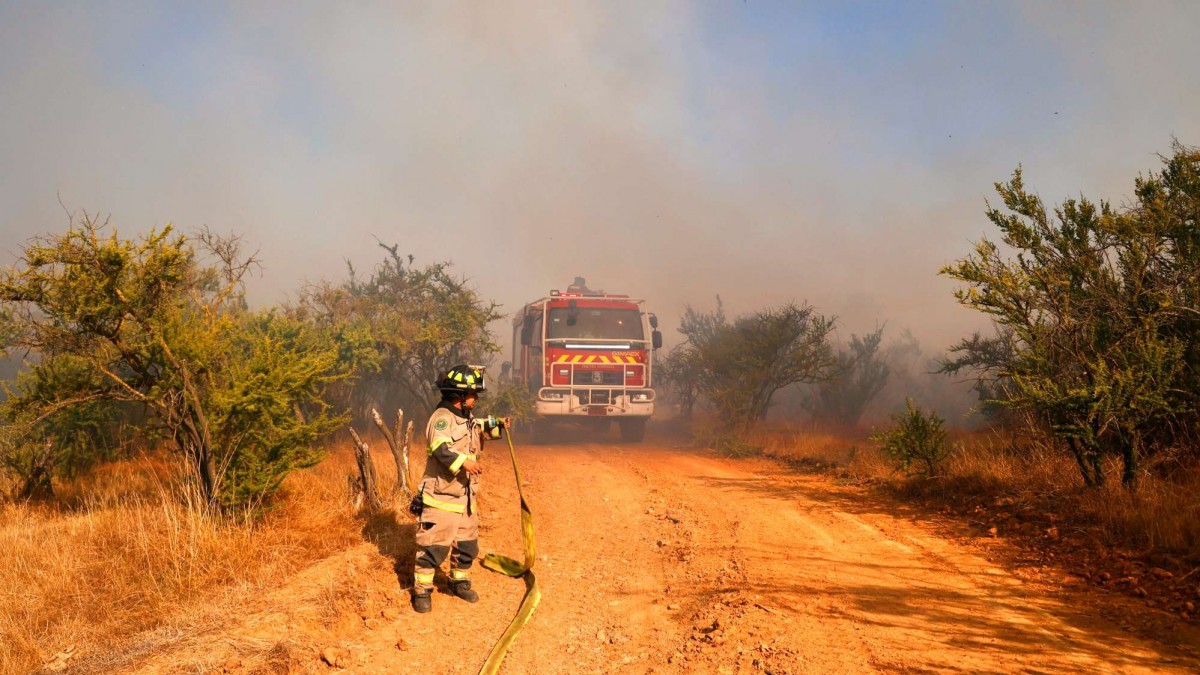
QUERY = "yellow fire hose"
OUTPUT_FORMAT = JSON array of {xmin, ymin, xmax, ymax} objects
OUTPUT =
[{"xmin": 478, "ymin": 431, "xmax": 540, "ymax": 674}]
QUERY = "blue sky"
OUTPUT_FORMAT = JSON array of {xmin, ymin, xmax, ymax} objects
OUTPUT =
[{"xmin": 2, "ymin": 1, "xmax": 1198, "ymax": 352}]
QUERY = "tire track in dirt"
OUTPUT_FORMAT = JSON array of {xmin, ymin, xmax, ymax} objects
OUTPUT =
[
  {"xmin": 78, "ymin": 440, "xmax": 1197, "ymax": 674},
  {"xmin": 636, "ymin": 449, "xmax": 1194, "ymax": 673}
]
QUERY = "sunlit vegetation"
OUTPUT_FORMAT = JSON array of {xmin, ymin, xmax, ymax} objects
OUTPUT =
[
  {"xmin": 753, "ymin": 423, "xmax": 1200, "ymax": 575},
  {"xmin": 0, "ymin": 218, "xmax": 499, "ymax": 668},
  {"xmin": 668, "ymin": 142, "xmax": 1200, "ymax": 598},
  {"xmin": 1, "ymin": 141, "xmax": 1198, "ymax": 670},
  {"xmin": 0, "ymin": 224, "xmax": 497, "ymax": 509},
  {"xmin": 0, "ymin": 218, "xmax": 352, "ymax": 508},
  {"xmin": 943, "ymin": 142, "xmax": 1200, "ymax": 487},
  {"xmin": 0, "ymin": 445, "xmax": 370, "ymax": 673}
]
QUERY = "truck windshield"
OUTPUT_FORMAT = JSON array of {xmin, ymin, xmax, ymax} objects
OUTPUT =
[{"xmin": 547, "ymin": 307, "xmax": 644, "ymax": 341}]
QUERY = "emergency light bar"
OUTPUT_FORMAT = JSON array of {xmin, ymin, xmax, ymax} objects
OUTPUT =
[
  {"xmin": 566, "ymin": 343, "xmax": 631, "ymax": 350},
  {"xmin": 548, "ymin": 290, "xmax": 629, "ymax": 299}
]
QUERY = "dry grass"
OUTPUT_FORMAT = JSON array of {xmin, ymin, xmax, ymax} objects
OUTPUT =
[
  {"xmin": 752, "ymin": 423, "xmax": 1200, "ymax": 565},
  {"xmin": 0, "ymin": 436, "xmax": 409, "ymax": 674},
  {"xmin": 1077, "ymin": 467, "xmax": 1200, "ymax": 562}
]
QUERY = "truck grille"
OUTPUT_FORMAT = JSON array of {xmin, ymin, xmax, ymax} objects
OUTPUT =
[
  {"xmin": 582, "ymin": 390, "xmax": 612, "ymax": 405},
  {"xmin": 571, "ymin": 370, "xmax": 625, "ymax": 385}
]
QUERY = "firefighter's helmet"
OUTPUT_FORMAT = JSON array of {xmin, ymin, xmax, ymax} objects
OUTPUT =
[{"xmin": 436, "ymin": 364, "xmax": 486, "ymax": 394}]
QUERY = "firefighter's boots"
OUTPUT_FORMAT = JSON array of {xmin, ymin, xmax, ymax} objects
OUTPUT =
[
  {"xmin": 411, "ymin": 587, "xmax": 432, "ymax": 614},
  {"xmin": 449, "ymin": 579, "xmax": 479, "ymax": 603}
]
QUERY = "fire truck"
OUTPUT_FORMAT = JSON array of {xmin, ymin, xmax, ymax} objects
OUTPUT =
[{"xmin": 510, "ymin": 278, "xmax": 662, "ymax": 442}]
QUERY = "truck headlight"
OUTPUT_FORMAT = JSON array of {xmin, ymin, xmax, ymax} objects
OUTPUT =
[{"xmin": 631, "ymin": 392, "xmax": 650, "ymax": 402}]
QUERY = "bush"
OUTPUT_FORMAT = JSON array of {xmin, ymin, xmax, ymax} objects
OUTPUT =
[
  {"xmin": 809, "ymin": 327, "xmax": 890, "ymax": 428},
  {"xmin": 711, "ymin": 431, "xmax": 762, "ymax": 458},
  {"xmin": 0, "ymin": 217, "xmax": 351, "ymax": 508},
  {"xmin": 668, "ymin": 298, "xmax": 837, "ymax": 432},
  {"xmin": 292, "ymin": 243, "xmax": 501, "ymax": 422},
  {"xmin": 486, "ymin": 380, "xmax": 536, "ymax": 424},
  {"xmin": 872, "ymin": 399, "xmax": 949, "ymax": 477},
  {"xmin": 942, "ymin": 142, "xmax": 1200, "ymax": 487}
]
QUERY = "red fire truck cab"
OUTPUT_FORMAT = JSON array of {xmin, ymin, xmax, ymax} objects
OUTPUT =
[{"xmin": 511, "ymin": 279, "xmax": 662, "ymax": 442}]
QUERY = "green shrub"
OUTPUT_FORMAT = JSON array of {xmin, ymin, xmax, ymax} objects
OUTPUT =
[
  {"xmin": 0, "ymin": 218, "xmax": 350, "ymax": 509},
  {"xmin": 486, "ymin": 380, "xmax": 536, "ymax": 423},
  {"xmin": 712, "ymin": 431, "xmax": 761, "ymax": 458},
  {"xmin": 668, "ymin": 298, "xmax": 837, "ymax": 432},
  {"xmin": 872, "ymin": 399, "xmax": 949, "ymax": 477},
  {"xmin": 941, "ymin": 143, "xmax": 1200, "ymax": 486}
]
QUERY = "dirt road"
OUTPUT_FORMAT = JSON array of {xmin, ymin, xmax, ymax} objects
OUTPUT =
[{"xmin": 103, "ymin": 438, "xmax": 1197, "ymax": 674}]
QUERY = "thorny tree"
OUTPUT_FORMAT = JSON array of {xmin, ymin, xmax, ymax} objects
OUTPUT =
[
  {"xmin": 672, "ymin": 298, "xmax": 837, "ymax": 431},
  {"xmin": 292, "ymin": 242, "xmax": 501, "ymax": 421},
  {"xmin": 942, "ymin": 142, "xmax": 1200, "ymax": 487},
  {"xmin": 0, "ymin": 215, "xmax": 349, "ymax": 507},
  {"xmin": 809, "ymin": 327, "xmax": 891, "ymax": 428}
]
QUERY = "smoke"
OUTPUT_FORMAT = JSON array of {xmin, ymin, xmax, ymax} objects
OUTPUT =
[{"xmin": 2, "ymin": 1, "xmax": 1199, "ymax": 371}]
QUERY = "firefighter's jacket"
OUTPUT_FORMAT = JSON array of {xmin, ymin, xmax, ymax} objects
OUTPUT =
[{"xmin": 419, "ymin": 402, "xmax": 482, "ymax": 515}]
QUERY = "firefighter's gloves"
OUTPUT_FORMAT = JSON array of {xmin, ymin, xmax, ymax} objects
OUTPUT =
[
  {"xmin": 463, "ymin": 458, "xmax": 483, "ymax": 476},
  {"xmin": 480, "ymin": 416, "xmax": 511, "ymax": 440}
]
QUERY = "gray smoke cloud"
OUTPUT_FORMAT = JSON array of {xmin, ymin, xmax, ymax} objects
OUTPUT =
[{"xmin": 2, "ymin": 1, "xmax": 1199, "ymax": 367}]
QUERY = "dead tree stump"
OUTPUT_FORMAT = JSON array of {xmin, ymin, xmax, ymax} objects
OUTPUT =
[
  {"xmin": 372, "ymin": 408, "xmax": 414, "ymax": 500},
  {"xmin": 348, "ymin": 427, "xmax": 383, "ymax": 513},
  {"xmin": 402, "ymin": 420, "xmax": 414, "ymax": 487}
]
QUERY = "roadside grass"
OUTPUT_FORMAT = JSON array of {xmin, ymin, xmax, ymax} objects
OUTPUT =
[
  {"xmin": 0, "ymin": 437, "xmax": 406, "ymax": 674},
  {"xmin": 737, "ymin": 422, "xmax": 1200, "ymax": 567}
]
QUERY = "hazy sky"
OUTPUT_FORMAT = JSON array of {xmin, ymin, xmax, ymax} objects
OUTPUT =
[{"xmin": 2, "ymin": 1, "xmax": 1198, "ymax": 355}]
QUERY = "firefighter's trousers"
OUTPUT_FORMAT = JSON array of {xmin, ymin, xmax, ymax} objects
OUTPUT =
[{"xmin": 413, "ymin": 504, "xmax": 479, "ymax": 590}]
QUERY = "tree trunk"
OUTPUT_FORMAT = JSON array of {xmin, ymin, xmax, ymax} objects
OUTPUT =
[
  {"xmin": 348, "ymin": 427, "xmax": 383, "ymax": 513},
  {"xmin": 1067, "ymin": 438, "xmax": 1094, "ymax": 487},
  {"xmin": 402, "ymin": 420, "xmax": 414, "ymax": 495},
  {"xmin": 372, "ymin": 408, "xmax": 412, "ymax": 500},
  {"xmin": 1067, "ymin": 438, "xmax": 1105, "ymax": 487},
  {"xmin": 1120, "ymin": 433, "xmax": 1140, "ymax": 488},
  {"xmin": 679, "ymin": 392, "xmax": 694, "ymax": 420},
  {"xmin": 15, "ymin": 439, "xmax": 55, "ymax": 501},
  {"xmin": 179, "ymin": 409, "xmax": 217, "ymax": 505},
  {"xmin": 1089, "ymin": 450, "xmax": 1105, "ymax": 487},
  {"xmin": 178, "ymin": 370, "xmax": 219, "ymax": 505}
]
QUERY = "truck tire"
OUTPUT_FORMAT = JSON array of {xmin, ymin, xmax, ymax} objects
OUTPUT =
[{"xmin": 619, "ymin": 418, "xmax": 647, "ymax": 443}]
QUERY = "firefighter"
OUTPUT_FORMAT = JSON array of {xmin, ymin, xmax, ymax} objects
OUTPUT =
[{"xmin": 411, "ymin": 364, "xmax": 509, "ymax": 613}]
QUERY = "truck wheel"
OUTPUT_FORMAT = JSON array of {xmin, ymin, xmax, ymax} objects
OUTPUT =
[{"xmin": 619, "ymin": 418, "xmax": 647, "ymax": 443}]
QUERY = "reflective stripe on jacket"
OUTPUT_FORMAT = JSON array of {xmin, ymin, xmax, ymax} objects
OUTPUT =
[{"xmin": 419, "ymin": 403, "xmax": 482, "ymax": 514}]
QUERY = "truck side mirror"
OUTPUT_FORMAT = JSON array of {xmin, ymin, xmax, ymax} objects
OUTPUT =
[
  {"xmin": 649, "ymin": 314, "xmax": 659, "ymax": 329},
  {"xmin": 652, "ymin": 330, "xmax": 663, "ymax": 350},
  {"xmin": 520, "ymin": 315, "xmax": 534, "ymax": 346}
]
